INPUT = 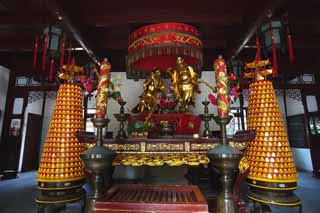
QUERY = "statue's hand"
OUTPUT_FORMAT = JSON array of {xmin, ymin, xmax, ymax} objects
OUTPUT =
[{"xmin": 166, "ymin": 67, "xmax": 173, "ymax": 74}]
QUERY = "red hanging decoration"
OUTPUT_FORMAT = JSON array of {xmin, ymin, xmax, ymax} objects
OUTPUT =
[
  {"xmin": 49, "ymin": 58, "xmax": 54, "ymax": 81},
  {"xmin": 42, "ymin": 33, "xmax": 49, "ymax": 72},
  {"xmin": 255, "ymin": 35, "xmax": 261, "ymax": 64},
  {"xmin": 71, "ymin": 57, "xmax": 75, "ymax": 66},
  {"xmin": 59, "ymin": 36, "xmax": 65, "ymax": 68},
  {"xmin": 287, "ymin": 33, "xmax": 294, "ymax": 64},
  {"xmin": 284, "ymin": 15, "xmax": 294, "ymax": 64},
  {"xmin": 127, "ymin": 23, "xmax": 202, "ymax": 75},
  {"xmin": 67, "ymin": 44, "xmax": 72, "ymax": 66},
  {"xmin": 269, "ymin": 22, "xmax": 278, "ymax": 77},
  {"xmin": 33, "ymin": 36, "xmax": 39, "ymax": 69}
]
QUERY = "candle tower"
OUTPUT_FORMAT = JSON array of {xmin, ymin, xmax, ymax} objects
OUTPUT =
[
  {"xmin": 244, "ymin": 60, "xmax": 300, "ymax": 206},
  {"xmin": 36, "ymin": 83, "xmax": 85, "ymax": 205}
]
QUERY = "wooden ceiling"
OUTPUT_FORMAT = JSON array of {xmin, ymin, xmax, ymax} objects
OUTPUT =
[{"xmin": 0, "ymin": 0, "xmax": 319, "ymax": 75}]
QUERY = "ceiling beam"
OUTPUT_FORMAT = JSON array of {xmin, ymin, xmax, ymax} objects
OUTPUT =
[
  {"xmin": 45, "ymin": 0, "xmax": 101, "ymax": 66},
  {"xmin": 0, "ymin": 14, "xmax": 53, "ymax": 27},
  {"xmin": 85, "ymin": 11, "xmax": 242, "ymax": 28},
  {"xmin": 228, "ymin": 0, "xmax": 287, "ymax": 60}
]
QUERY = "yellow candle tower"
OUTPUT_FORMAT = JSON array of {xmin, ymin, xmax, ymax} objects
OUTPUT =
[
  {"xmin": 244, "ymin": 60, "xmax": 300, "ymax": 206},
  {"xmin": 36, "ymin": 83, "xmax": 85, "ymax": 204}
]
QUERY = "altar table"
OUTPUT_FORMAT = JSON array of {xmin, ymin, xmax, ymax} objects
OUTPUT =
[{"xmin": 77, "ymin": 134, "xmax": 249, "ymax": 167}]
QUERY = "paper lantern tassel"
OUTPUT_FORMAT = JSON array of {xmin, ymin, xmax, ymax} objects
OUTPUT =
[
  {"xmin": 49, "ymin": 58, "xmax": 54, "ymax": 81},
  {"xmin": 269, "ymin": 23, "xmax": 278, "ymax": 77},
  {"xmin": 42, "ymin": 33, "xmax": 49, "ymax": 72},
  {"xmin": 255, "ymin": 35, "xmax": 261, "ymax": 64},
  {"xmin": 33, "ymin": 36, "xmax": 39, "ymax": 69},
  {"xmin": 287, "ymin": 33, "xmax": 294, "ymax": 64}
]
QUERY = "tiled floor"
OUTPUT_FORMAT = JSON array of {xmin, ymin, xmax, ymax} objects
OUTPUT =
[{"xmin": 0, "ymin": 170, "xmax": 319, "ymax": 212}]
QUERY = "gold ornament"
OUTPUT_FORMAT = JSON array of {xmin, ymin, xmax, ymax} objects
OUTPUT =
[
  {"xmin": 167, "ymin": 57, "xmax": 200, "ymax": 112},
  {"xmin": 132, "ymin": 68, "xmax": 165, "ymax": 113}
]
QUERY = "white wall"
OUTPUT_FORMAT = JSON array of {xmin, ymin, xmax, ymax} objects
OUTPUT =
[
  {"xmin": 0, "ymin": 66, "xmax": 10, "ymax": 138},
  {"xmin": 107, "ymin": 72, "xmax": 145, "ymax": 134},
  {"xmin": 194, "ymin": 71, "xmax": 219, "ymax": 131},
  {"xmin": 286, "ymin": 96, "xmax": 304, "ymax": 116},
  {"xmin": 292, "ymin": 148, "xmax": 313, "ymax": 172}
]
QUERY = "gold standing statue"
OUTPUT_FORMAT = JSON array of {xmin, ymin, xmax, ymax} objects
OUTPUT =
[
  {"xmin": 132, "ymin": 68, "xmax": 165, "ymax": 113},
  {"xmin": 168, "ymin": 57, "xmax": 200, "ymax": 112}
]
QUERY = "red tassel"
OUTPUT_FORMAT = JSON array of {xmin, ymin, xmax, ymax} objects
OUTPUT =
[
  {"xmin": 67, "ymin": 44, "xmax": 72, "ymax": 66},
  {"xmin": 59, "ymin": 36, "xmax": 65, "ymax": 67},
  {"xmin": 269, "ymin": 23, "xmax": 278, "ymax": 77},
  {"xmin": 71, "ymin": 57, "xmax": 75, "ymax": 66},
  {"xmin": 42, "ymin": 33, "xmax": 49, "ymax": 72},
  {"xmin": 287, "ymin": 33, "xmax": 294, "ymax": 64},
  {"xmin": 255, "ymin": 35, "xmax": 261, "ymax": 64},
  {"xmin": 33, "ymin": 36, "xmax": 39, "ymax": 69},
  {"xmin": 49, "ymin": 58, "xmax": 54, "ymax": 81}
]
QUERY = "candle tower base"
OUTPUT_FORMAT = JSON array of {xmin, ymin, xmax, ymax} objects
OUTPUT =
[{"xmin": 208, "ymin": 116, "xmax": 243, "ymax": 213}]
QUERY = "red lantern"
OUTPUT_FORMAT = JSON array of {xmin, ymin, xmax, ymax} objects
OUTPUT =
[{"xmin": 127, "ymin": 22, "xmax": 203, "ymax": 79}]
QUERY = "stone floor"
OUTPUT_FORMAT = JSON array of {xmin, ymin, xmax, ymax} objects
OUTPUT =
[{"xmin": 0, "ymin": 169, "xmax": 319, "ymax": 212}]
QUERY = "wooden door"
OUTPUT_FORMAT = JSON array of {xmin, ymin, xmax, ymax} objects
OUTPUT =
[
  {"xmin": 302, "ymin": 93, "xmax": 320, "ymax": 177},
  {"xmin": 22, "ymin": 113, "xmax": 42, "ymax": 172}
]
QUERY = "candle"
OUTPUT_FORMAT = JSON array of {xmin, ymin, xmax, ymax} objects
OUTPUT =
[
  {"xmin": 96, "ymin": 59, "xmax": 111, "ymax": 118},
  {"xmin": 214, "ymin": 56, "xmax": 230, "ymax": 117}
]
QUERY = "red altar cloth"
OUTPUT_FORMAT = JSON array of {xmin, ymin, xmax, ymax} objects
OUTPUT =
[{"xmin": 129, "ymin": 113, "xmax": 201, "ymax": 135}]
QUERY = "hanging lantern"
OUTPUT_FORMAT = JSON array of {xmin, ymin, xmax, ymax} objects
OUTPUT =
[
  {"xmin": 43, "ymin": 25, "xmax": 63, "ymax": 58},
  {"xmin": 33, "ymin": 24, "xmax": 64, "ymax": 82},
  {"xmin": 260, "ymin": 20, "xmax": 283, "ymax": 50},
  {"xmin": 260, "ymin": 19, "xmax": 283, "ymax": 77},
  {"xmin": 229, "ymin": 59, "xmax": 243, "ymax": 79},
  {"xmin": 127, "ymin": 22, "xmax": 203, "ymax": 79}
]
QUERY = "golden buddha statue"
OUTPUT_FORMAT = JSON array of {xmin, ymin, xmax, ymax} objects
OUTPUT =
[
  {"xmin": 132, "ymin": 68, "xmax": 165, "ymax": 113},
  {"xmin": 168, "ymin": 57, "xmax": 200, "ymax": 112}
]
